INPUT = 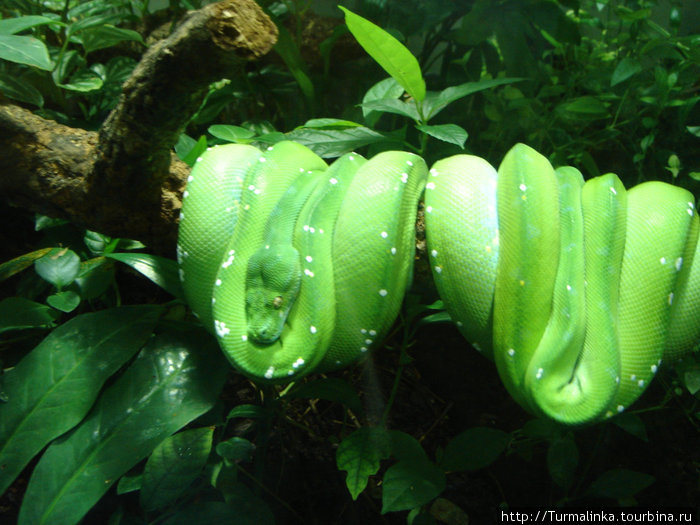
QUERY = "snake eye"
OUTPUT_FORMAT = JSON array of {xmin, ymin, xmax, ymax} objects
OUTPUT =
[{"xmin": 272, "ymin": 296, "xmax": 283, "ymax": 309}]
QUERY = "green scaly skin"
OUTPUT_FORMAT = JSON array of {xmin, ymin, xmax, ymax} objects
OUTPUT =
[
  {"xmin": 425, "ymin": 143, "xmax": 700, "ymax": 424},
  {"xmin": 178, "ymin": 141, "xmax": 427, "ymax": 382}
]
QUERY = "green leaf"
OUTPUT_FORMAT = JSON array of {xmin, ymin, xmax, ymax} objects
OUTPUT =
[
  {"xmin": 286, "ymin": 126, "xmax": 390, "ymax": 158},
  {"xmin": 337, "ymin": 427, "xmax": 391, "ymax": 499},
  {"xmin": 227, "ymin": 404, "xmax": 270, "ymax": 420},
  {"xmin": 274, "ymin": 24, "xmax": 314, "ymax": 103},
  {"xmin": 0, "ymin": 306, "xmax": 161, "ymax": 496},
  {"xmin": 362, "ymin": 77, "xmax": 405, "ymax": 127},
  {"xmin": 381, "ymin": 459, "xmax": 446, "ymax": 513},
  {"xmin": 68, "ymin": 257, "xmax": 115, "ymax": 300},
  {"xmin": 339, "ymin": 6, "xmax": 425, "ymax": 102},
  {"xmin": 586, "ymin": 468, "xmax": 655, "ymax": 500},
  {"xmin": 34, "ymin": 248, "xmax": 81, "ymax": 289},
  {"xmin": 116, "ymin": 472, "xmax": 142, "ymax": 495},
  {"xmin": 0, "ymin": 297, "xmax": 60, "ymax": 334},
  {"xmin": 611, "ymin": 57, "xmax": 642, "ymax": 86},
  {"xmin": 0, "ymin": 34, "xmax": 52, "ymax": 70},
  {"xmin": 0, "ymin": 72, "xmax": 44, "ymax": 106},
  {"xmin": 208, "ymin": 124, "xmax": 255, "ymax": 143},
  {"xmin": 422, "ymin": 78, "xmax": 524, "ymax": 120},
  {"xmin": 286, "ymin": 377, "xmax": 363, "ymax": 414},
  {"xmin": 18, "ymin": 326, "xmax": 228, "ymax": 525},
  {"xmin": 140, "ymin": 427, "xmax": 214, "ymax": 512},
  {"xmin": 612, "ymin": 413, "xmax": 649, "ymax": 441},
  {"xmin": 0, "ymin": 247, "xmax": 52, "ymax": 282},
  {"xmin": 77, "ymin": 25, "xmax": 144, "ymax": 54},
  {"xmin": 416, "ymin": 124, "xmax": 468, "ymax": 148},
  {"xmin": 178, "ymin": 134, "xmax": 208, "ymax": 166},
  {"xmin": 360, "ymin": 98, "xmax": 420, "ymax": 121},
  {"xmin": 216, "ymin": 437, "xmax": 255, "ymax": 463},
  {"xmin": 546, "ymin": 436, "xmax": 578, "ymax": 489},
  {"xmin": 59, "ymin": 68, "xmax": 104, "ymax": 92},
  {"xmin": 0, "ymin": 15, "xmax": 60, "ymax": 35},
  {"xmin": 46, "ymin": 290, "xmax": 81, "ymax": 312},
  {"xmin": 302, "ymin": 118, "xmax": 364, "ymax": 129},
  {"xmin": 106, "ymin": 252, "xmax": 184, "ymax": 299},
  {"xmin": 388, "ymin": 430, "xmax": 428, "ymax": 463},
  {"xmin": 439, "ymin": 427, "xmax": 509, "ymax": 472},
  {"xmin": 557, "ymin": 96, "xmax": 609, "ymax": 120}
]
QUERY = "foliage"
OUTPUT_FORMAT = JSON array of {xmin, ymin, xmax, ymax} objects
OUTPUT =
[{"xmin": 1, "ymin": 0, "xmax": 699, "ymax": 523}]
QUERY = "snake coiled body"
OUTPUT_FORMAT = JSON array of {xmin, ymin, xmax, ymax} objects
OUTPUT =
[
  {"xmin": 425, "ymin": 144, "xmax": 700, "ymax": 424},
  {"xmin": 178, "ymin": 141, "xmax": 427, "ymax": 382}
]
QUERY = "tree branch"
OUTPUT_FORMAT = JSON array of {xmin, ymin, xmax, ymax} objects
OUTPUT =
[{"xmin": 0, "ymin": 0, "xmax": 278, "ymax": 253}]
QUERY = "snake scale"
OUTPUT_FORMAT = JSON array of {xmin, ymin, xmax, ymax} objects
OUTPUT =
[{"xmin": 178, "ymin": 140, "xmax": 700, "ymax": 424}]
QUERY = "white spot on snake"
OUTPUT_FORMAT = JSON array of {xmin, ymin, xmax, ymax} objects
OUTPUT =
[
  {"xmin": 369, "ymin": 329, "xmax": 377, "ymax": 336},
  {"xmin": 299, "ymin": 167, "xmax": 305, "ymax": 172},
  {"xmin": 431, "ymin": 249, "xmax": 438, "ymax": 257},
  {"xmin": 241, "ymin": 335, "xmax": 247, "ymax": 341},
  {"xmin": 426, "ymin": 182, "xmax": 435, "ymax": 190},
  {"xmin": 305, "ymin": 255, "xmax": 313, "ymax": 262},
  {"xmin": 319, "ymin": 229, "xmax": 325, "ymax": 234},
  {"xmin": 288, "ymin": 370, "xmax": 295, "ymax": 376},
  {"xmin": 675, "ymin": 257, "xmax": 683, "ymax": 271},
  {"xmin": 391, "ymin": 247, "xmax": 397, "ymax": 255},
  {"xmin": 365, "ymin": 339, "xmax": 372, "ymax": 345},
  {"xmin": 182, "ymin": 189, "xmax": 189, "ymax": 197},
  {"xmin": 668, "ymin": 292, "xmax": 674, "ymax": 305},
  {"xmin": 610, "ymin": 186, "xmax": 617, "ymax": 195},
  {"xmin": 335, "ymin": 360, "xmax": 341, "ymax": 365},
  {"xmin": 214, "ymin": 320, "xmax": 230, "ymax": 337},
  {"xmin": 508, "ymin": 348, "xmax": 515, "ymax": 356},
  {"xmin": 304, "ymin": 269, "xmax": 314, "ymax": 277},
  {"xmin": 536, "ymin": 368, "xmax": 544, "ymax": 379},
  {"xmin": 406, "ymin": 160, "xmax": 413, "ymax": 166},
  {"xmin": 264, "ymin": 366, "xmax": 274, "ymax": 379},
  {"xmin": 310, "ymin": 326, "xmax": 317, "ymax": 334},
  {"xmin": 379, "ymin": 289, "xmax": 388, "ymax": 297},
  {"xmin": 360, "ymin": 347, "xmax": 368, "ymax": 353},
  {"xmin": 456, "ymin": 321, "xmax": 463, "ymax": 327},
  {"xmin": 254, "ymin": 189, "xmax": 261, "ymax": 195},
  {"xmin": 292, "ymin": 357, "xmax": 305, "ymax": 368},
  {"xmin": 349, "ymin": 155, "xmax": 355, "ymax": 161},
  {"xmin": 638, "ymin": 379, "xmax": 645, "ymax": 387},
  {"xmin": 660, "ymin": 257, "xmax": 667, "ymax": 264},
  {"xmin": 178, "ymin": 268, "xmax": 184, "ymax": 280},
  {"xmin": 211, "ymin": 297, "xmax": 216, "ymax": 304},
  {"xmin": 259, "ymin": 157, "xmax": 266, "ymax": 162},
  {"xmin": 615, "ymin": 376, "xmax": 620, "ymax": 384},
  {"xmin": 426, "ymin": 206, "xmax": 433, "ymax": 213},
  {"xmin": 215, "ymin": 279, "xmax": 222, "ymax": 286},
  {"xmin": 435, "ymin": 266, "xmax": 443, "ymax": 274},
  {"xmin": 267, "ymin": 146, "xmax": 273, "ymax": 151},
  {"xmin": 187, "ymin": 175, "xmax": 193, "ymax": 182},
  {"xmin": 631, "ymin": 374, "xmax": 636, "ymax": 381},
  {"xmin": 566, "ymin": 284, "xmax": 572, "ymax": 291},
  {"xmin": 688, "ymin": 207, "xmax": 694, "ymax": 216},
  {"xmin": 605, "ymin": 411, "xmax": 613, "ymax": 418},
  {"xmin": 196, "ymin": 157, "xmax": 203, "ymax": 163},
  {"xmin": 221, "ymin": 253, "xmax": 235, "ymax": 268},
  {"xmin": 617, "ymin": 405, "xmax": 625, "ymax": 413},
  {"xmin": 473, "ymin": 342, "xmax": 482, "ymax": 352},
  {"xmin": 401, "ymin": 173, "xmax": 408, "ymax": 183},
  {"xmin": 519, "ymin": 183, "xmax": 527, "ymax": 191},
  {"xmin": 303, "ymin": 225, "xmax": 309, "ymax": 231},
  {"xmin": 329, "ymin": 177, "xmax": 338, "ymax": 185},
  {"xmin": 310, "ymin": 227, "xmax": 315, "ymax": 233},
  {"xmin": 429, "ymin": 168, "xmax": 438, "ymax": 176},
  {"xmin": 651, "ymin": 364, "xmax": 658, "ymax": 373},
  {"xmin": 179, "ymin": 211, "xmax": 184, "ymax": 220},
  {"xmin": 248, "ymin": 184, "xmax": 255, "ymax": 191},
  {"xmin": 381, "ymin": 231, "xmax": 388, "ymax": 238}
]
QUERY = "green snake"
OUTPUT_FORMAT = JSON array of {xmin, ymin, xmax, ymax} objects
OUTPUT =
[
  {"xmin": 425, "ymin": 143, "xmax": 700, "ymax": 424},
  {"xmin": 177, "ymin": 141, "xmax": 427, "ymax": 382},
  {"xmin": 178, "ymin": 140, "xmax": 699, "ymax": 424}
]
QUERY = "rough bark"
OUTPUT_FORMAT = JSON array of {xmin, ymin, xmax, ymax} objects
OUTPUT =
[{"xmin": 0, "ymin": 0, "xmax": 277, "ymax": 253}]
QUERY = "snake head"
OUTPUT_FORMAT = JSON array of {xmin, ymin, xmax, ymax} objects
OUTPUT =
[{"xmin": 245, "ymin": 244, "xmax": 302, "ymax": 344}]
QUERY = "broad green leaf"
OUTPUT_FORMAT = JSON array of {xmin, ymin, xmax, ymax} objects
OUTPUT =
[
  {"xmin": 75, "ymin": 25, "xmax": 144, "ymax": 54},
  {"xmin": 18, "ymin": 326, "xmax": 228, "ymax": 525},
  {"xmin": 216, "ymin": 437, "xmax": 254, "ymax": 463},
  {"xmin": 557, "ymin": 96, "xmax": 609, "ymax": 120},
  {"xmin": 302, "ymin": 118, "xmax": 364, "ymax": 129},
  {"xmin": 59, "ymin": 68, "xmax": 104, "ymax": 92},
  {"xmin": 416, "ymin": 124, "xmax": 468, "ymax": 148},
  {"xmin": 388, "ymin": 430, "xmax": 428, "ymax": 463},
  {"xmin": 274, "ymin": 25, "xmax": 314, "ymax": 103},
  {"xmin": 0, "ymin": 72, "xmax": 43, "ymax": 106},
  {"xmin": 337, "ymin": 427, "xmax": 391, "ymax": 499},
  {"xmin": 360, "ymin": 98, "xmax": 420, "ymax": 121},
  {"xmin": 0, "ymin": 15, "xmax": 60, "ymax": 35},
  {"xmin": 0, "ymin": 247, "xmax": 52, "ymax": 282},
  {"xmin": 227, "ymin": 404, "xmax": 270, "ymax": 420},
  {"xmin": 612, "ymin": 413, "xmax": 649, "ymax": 441},
  {"xmin": 286, "ymin": 126, "xmax": 390, "ymax": 158},
  {"xmin": 585, "ymin": 469, "xmax": 655, "ymax": 500},
  {"xmin": 0, "ymin": 297, "xmax": 59, "ymax": 334},
  {"xmin": 208, "ymin": 124, "xmax": 255, "ymax": 143},
  {"xmin": 106, "ymin": 252, "xmax": 184, "ymax": 299},
  {"xmin": 611, "ymin": 57, "xmax": 642, "ymax": 86},
  {"xmin": 0, "ymin": 34, "xmax": 52, "ymax": 70},
  {"xmin": 362, "ymin": 77, "xmax": 405, "ymax": 127},
  {"xmin": 0, "ymin": 306, "xmax": 161, "ymax": 496},
  {"xmin": 69, "ymin": 258, "xmax": 115, "ymax": 300},
  {"xmin": 286, "ymin": 377, "xmax": 363, "ymax": 414},
  {"xmin": 46, "ymin": 290, "xmax": 81, "ymax": 312},
  {"xmin": 439, "ymin": 427, "xmax": 509, "ymax": 472},
  {"xmin": 116, "ymin": 472, "xmax": 142, "ymax": 495},
  {"xmin": 546, "ymin": 436, "xmax": 578, "ymax": 489},
  {"xmin": 140, "ymin": 427, "xmax": 214, "ymax": 512},
  {"xmin": 34, "ymin": 248, "xmax": 81, "ymax": 289},
  {"xmin": 422, "ymin": 78, "xmax": 524, "ymax": 120},
  {"xmin": 381, "ymin": 459, "xmax": 446, "ymax": 514},
  {"xmin": 340, "ymin": 6, "xmax": 425, "ymax": 102},
  {"xmin": 179, "ymin": 134, "xmax": 208, "ymax": 166}
]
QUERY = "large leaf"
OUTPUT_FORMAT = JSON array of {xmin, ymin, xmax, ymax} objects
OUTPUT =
[
  {"xmin": 381, "ymin": 459, "xmax": 446, "ymax": 513},
  {"xmin": 336, "ymin": 427, "xmax": 391, "ymax": 499},
  {"xmin": 0, "ymin": 34, "xmax": 52, "ymax": 70},
  {"xmin": 0, "ymin": 297, "xmax": 59, "ymax": 334},
  {"xmin": 415, "ymin": 123, "xmax": 468, "ymax": 148},
  {"xmin": 106, "ymin": 252, "xmax": 184, "ymax": 299},
  {"xmin": 18, "ymin": 325, "xmax": 229, "ymax": 525},
  {"xmin": 286, "ymin": 126, "xmax": 390, "ymax": 158},
  {"xmin": 0, "ymin": 15, "xmax": 60, "ymax": 36},
  {"xmin": 140, "ymin": 427, "xmax": 214, "ymax": 512},
  {"xmin": 0, "ymin": 306, "xmax": 161, "ymax": 496},
  {"xmin": 339, "ymin": 6, "xmax": 425, "ymax": 102},
  {"xmin": 439, "ymin": 427, "xmax": 509, "ymax": 472},
  {"xmin": 362, "ymin": 77, "xmax": 405, "ymax": 127},
  {"xmin": 422, "ymin": 78, "xmax": 524, "ymax": 120}
]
